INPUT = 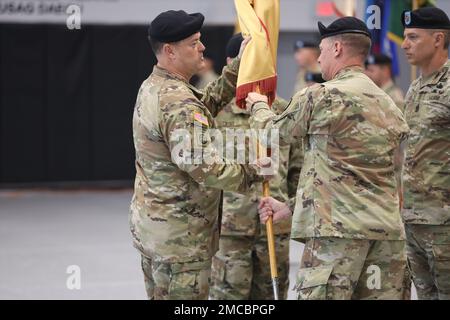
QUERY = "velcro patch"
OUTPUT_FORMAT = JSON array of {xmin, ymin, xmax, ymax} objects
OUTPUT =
[{"xmin": 194, "ymin": 112, "xmax": 209, "ymax": 126}]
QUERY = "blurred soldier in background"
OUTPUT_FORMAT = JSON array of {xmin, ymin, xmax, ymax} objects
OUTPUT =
[
  {"xmin": 365, "ymin": 53, "xmax": 405, "ymax": 111},
  {"xmin": 293, "ymin": 40, "xmax": 321, "ymax": 94},
  {"xmin": 130, "ymin": 10, "xmax": 258, "ymax": 300},
  {"xmin": 209, "ymin": 33, "xmax": 302, "ymax": 300},
  {"xmin": 401, "ymin": 7, "xmax": 450, "ymax": 300},
  {"xmin": 194, "ymin": 53, "xmax": 219, "ymax": 90}
]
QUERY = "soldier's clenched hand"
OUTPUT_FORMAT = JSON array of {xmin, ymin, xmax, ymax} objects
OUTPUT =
[
  {"xmin": 258, "ymin": 197, "xmax": 291, "ymax": 224},
  {"xmin": 245, "ymin": 92, "xmax": 268, "ymax": 112}
]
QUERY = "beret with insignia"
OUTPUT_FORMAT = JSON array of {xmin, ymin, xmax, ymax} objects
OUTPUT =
[
  {"xmin": 402, "ymin": 7, "xmax": 450, "ymax": 30},
  {"xmin": 148, "ymin": 10, "xmax": 204, "ymax": 43},
  {"xmin": 318, "ymin": 16, "xmax": 371, "ymax": 40}
]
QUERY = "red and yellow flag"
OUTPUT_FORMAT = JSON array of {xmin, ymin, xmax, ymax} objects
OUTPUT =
[{"xmin": 234, "ymin": 0, "xmax": 279, "ymax": 108}]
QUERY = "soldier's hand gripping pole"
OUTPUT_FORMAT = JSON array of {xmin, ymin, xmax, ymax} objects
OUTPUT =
[
  {"xmin": 255, "ymin": 85, "xmax": 279, "ymax": 300},
  {"xmin": 263, "ymin": 178, "xmax": 279, "ymax": 300}
]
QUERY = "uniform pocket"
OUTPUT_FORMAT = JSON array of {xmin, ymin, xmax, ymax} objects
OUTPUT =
[
  {"xmin": 168, "ymin": 271, "xmax": 197, "ymax": 299},
  {"xmin": 294, "ymin": 265, "xmax": 333, "ymax": 300},
  {"xmin": 211, "ymin": 256, "xmax": 226, "ymax": 283},
  {"xmin": 432, "ymin": 243, "xmax": 450, "ymax": 292},
  {"xmin": 169, "ymin": 262, "xmax": 211, "ymax": 300}
]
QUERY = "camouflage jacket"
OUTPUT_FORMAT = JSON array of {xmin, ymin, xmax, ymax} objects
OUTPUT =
[
  {"xmin": 214, "ymin": 98, "xmax": 303, "ymax": 236},
  {"xmin": 382, "ymin": 80, "xmax": 405, "ymax": 112},
  {"xmin": 250, "ymin": 66, "xmax": 409, "ymax": 241},
  {"xmin": 130, "ymin": 58, "xmax": 258, "ymax": 264},
  {"xmin": 402, "ymin": 60, "xmax": 450, "ymax": 225}
]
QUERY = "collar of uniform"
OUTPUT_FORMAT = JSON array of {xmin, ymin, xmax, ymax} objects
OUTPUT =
[
  {"xmin": 153, "ymin": 65, "xmax": 188, "ymax": 83},
  {"xmin": 381, "ymin": 79, "xmax": 395, "ymax": 92},
  {"xmin": 333, "ymin": 65, "xmax": 364, "ymax": 80},
  {"xmin": 153, "ymin": 65, "xmax": 205, "ymax": 102},
  {"xmin": 419, "ymin": 59, "xmax": 450, "ymax": 88},
  {"xmin": 186, "ymin": 81, "xmax": 205, "ymax": 101}
]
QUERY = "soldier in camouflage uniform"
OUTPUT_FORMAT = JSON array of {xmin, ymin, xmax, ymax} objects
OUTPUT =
[
  {"xmin": 293, "ymin": 40, "xmax": 321, "ymax": 95},
  {"xmin": 246, "ymin": 17, "xmax": 410, "ymax": 300},
  {"xmin": 400, "ymin": 7, "xmax": 450, "ymax": 300},
  {"xmin": 365, "ymin": 53, "xmax": 405, "ymax": 112},
  {"xmin": 209, "ymin": 34, "xmax": 302, "ymax": 300},
  {"xmin": 129, "ymin": 10, "xmax": 258, "ymax": 300}
]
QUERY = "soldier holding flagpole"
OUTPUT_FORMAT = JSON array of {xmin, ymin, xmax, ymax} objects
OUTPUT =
[
  {"xmin": 246, "ymin": 16, "xmax": 409, "ymax": 300},
  {"xmin": 129, "ymin": 10, "xmax": 261, "ymax": 300}
]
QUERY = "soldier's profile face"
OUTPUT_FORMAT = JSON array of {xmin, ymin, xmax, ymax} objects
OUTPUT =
[
  {"xmin": 170, "ymin": 32, "xmax": 206, "ymax": 79},
  {"xmin": 402, "ymin": 28, "xmax": 435, "ymax": 66}
]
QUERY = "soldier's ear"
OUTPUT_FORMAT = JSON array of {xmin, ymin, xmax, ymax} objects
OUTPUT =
[
  {"xmin": 163, "ymin": 43, "xmax": 176, "ymax": 58},
  {"xmin": 333, "ymin": 40, "xmax": 342, "ymax": 58},
  {"xmin": 433, "ymin": 31, "xmax": 445, "ymax": 49}
]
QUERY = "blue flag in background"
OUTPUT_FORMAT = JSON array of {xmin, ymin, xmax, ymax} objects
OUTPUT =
[
  {"xmin": 365, "ymin": 0, "xmax": 402, "ymax": 76},
  {"xmin": 365, "ymin": 0, "xmax": 383, "ymax": 54},
  {"xmin": 382, "ymin": 0, "xmax": 401, "ymax": 76}
]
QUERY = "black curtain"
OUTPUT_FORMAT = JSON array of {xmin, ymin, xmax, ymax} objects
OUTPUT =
[{"xmin": 0, "ymin": 23, "xmax": 233, "ymax": 186}]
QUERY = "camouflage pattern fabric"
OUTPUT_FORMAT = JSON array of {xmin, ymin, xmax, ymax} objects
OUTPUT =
[
  {"xmin": 209, "ymin": 98, "xmax": 302, "ymax": 299},
  {"xmin": 295, "ymin": 237, "xmax": 407, "ymax": 299},
  {"xmin": 141, "ymin": 255, "xmax": 154, "ymax": 299},
  {"xmin": 142, "ymin": 256, "xmax": 211, "ymax": 300},
  {"xmin": 382, "ymin": 80, "xmax": 405, "ymax": 112},
  {"xmin": 209, "ymin": 233, "xmax": 290, "ymax": 300},
  {"xmin": 130, "ymin": 58, "xmax": 260, "ymax": 299},
  {"xmin": 402, "ymin": 60, "xmax": 450, "ymax": 226},
  {"xmin": 250, "ymin": 66, "xmax": 409, "ymax": 241},
  {"xmin": 405, "ymin": 224, "xmax": 450, "ymax": 299},
  {"xmin": 213, "ymin": 98, "xmax": 302, "ymax": 237}
]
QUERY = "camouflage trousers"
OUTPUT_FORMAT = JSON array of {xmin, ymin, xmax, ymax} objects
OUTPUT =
[
  {"xmin": 405, "ymin": 224, "xmax": 450, "ymax": 300},
  {"xmin": 141, "ymin": 255, "xmax": 211, "ymax": 300},
  {"xmin": 209, "ymin": 234, "xmax": 290, "ymax": 300},
  {"xmin": 295, "ymin": 238, "xmax": 407, "ymax": 300}
]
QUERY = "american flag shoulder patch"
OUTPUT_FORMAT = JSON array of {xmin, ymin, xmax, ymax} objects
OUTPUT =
[{"xmin": 194, "ymin": 112, "xmax": 209, "ymax": 126}]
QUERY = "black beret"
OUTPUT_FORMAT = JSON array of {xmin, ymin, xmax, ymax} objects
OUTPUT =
[
  {"xmin": 305, "ymin": 72, "xmax": 325, "ymax": 84},
  {"xmin": 366, "ymin": 53, "xmax": 392, "ymax": 66},
  {"xmin": 402, "ymin": 7, "xmax": 450, "ymax": 30},
  {"xmin": 148, "ymin": 10, "xmax": 204, "ymax": 43},
  {"xmin": 226, "ymin": 33, "xmax": 244, "ymax": 58},
  {"xmin": 318, "ymin": 17, "xmax": 371, "ymax": 40},
  {"xmin": 294, "ymin": 40, "xmax": 318, "ymax": 51}
]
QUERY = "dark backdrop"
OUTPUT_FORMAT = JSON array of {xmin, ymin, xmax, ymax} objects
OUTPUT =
[{"xmin": 0, "ymin": 23, "xmax": 233, "ymax": 187}]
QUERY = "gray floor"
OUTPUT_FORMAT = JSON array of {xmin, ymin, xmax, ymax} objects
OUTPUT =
[
  {"xmin": 0, "ymin": 190, "xmax": 414, "ymax": 300},
  {"xmin": 0, "ymin": 190, "xmax": 144, "ymax": 299}
]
